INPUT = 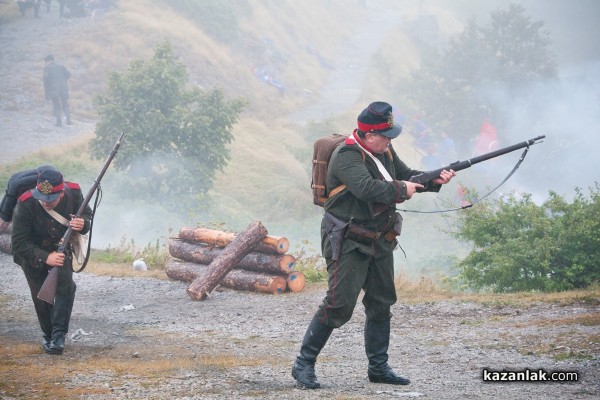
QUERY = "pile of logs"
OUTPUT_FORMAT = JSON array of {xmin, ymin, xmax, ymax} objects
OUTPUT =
[{"xmin": 166, "ymin": 221, "xmax": 305, "ymax": 301}]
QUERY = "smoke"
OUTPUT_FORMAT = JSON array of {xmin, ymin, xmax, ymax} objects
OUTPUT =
[{"xmin": 483, "ymin": 61, "xmax": 600, "ymax": 203}]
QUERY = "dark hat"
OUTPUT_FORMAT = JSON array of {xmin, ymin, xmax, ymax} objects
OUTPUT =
[
  {"xmin": 32, "ymin": 169, "xmax": 64, "ymax": 202},
  {"xmin": 357, "ymin": 101, "xmax": 402, "ymax": 139},
  {"xmin": 45, "ymin": 54, "xmax": 54, "ymax": 62}
]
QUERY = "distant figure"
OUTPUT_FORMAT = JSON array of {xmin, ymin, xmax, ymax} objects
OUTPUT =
[
  {"xmin": 420, "ymin": 144, "xmax": 443, "ymax": 170},
  {"xmin": 473, "ymin": 120, "xmax": 498, "ymax": 156},
  {"xmin": 16, "ymin": 0, "xmax": 41, "ymax": 18},
  {"xmin": 438, "ymin": 131, "xmax": 457, "ymax": 163},
  {"xmin": 57, "ymin": 0, "xmax": 87, "ymax": 18},
  {"xmin": 43, "ymin": 55, "xmax": 71, "ymax": 127}
]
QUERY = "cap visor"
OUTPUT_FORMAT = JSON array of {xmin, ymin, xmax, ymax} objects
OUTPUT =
[
  {"xmin": 379, "ymin": 125, "xmax": 402, "ymax": 139},
  {"xmin": 32, "ymin": 190, "xmax": 60, "ymax": 202}
]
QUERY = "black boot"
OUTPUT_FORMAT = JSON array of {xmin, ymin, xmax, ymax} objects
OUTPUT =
[
  {"xmin": 42, "ymin": 334, "xmax": 52, "ymax": 352},
  {"xmin": 46, "ymin": 278, "xmax": 76, "ymax": 355},
  {"xmin": 292, "ymin": 316, "xmax": 333, "ymax": 389},
  {"xmin": 365, "ymin": 318, "xmax": 410, "ymax": 385},
  {"xmin": 45, "ymin": 333, "xmax": 64, "ymax": 355}
]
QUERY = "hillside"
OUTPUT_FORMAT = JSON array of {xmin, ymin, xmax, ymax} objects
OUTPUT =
[{"xmin": 0, "ymin": 0, "xmax": 468, "ymax": 273}]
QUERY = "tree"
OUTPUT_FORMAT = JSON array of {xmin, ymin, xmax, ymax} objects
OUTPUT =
[
  {"xmin": 453, "ymin": 184, "xmax": 600, "ymax": 292},
  {"xmin": 404, "ymin": 4, "xmax": 557, "ymax": 147},
  {"xmin": 90, "ymin": 42, "xmax": 246, "ymax": 211}
]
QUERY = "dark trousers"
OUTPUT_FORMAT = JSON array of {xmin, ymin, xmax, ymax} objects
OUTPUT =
[
  {"xmin": 18, "ymin": 0, "xmax": 41, "ymax": 17},
  {"xmin": 50, "ymin": 95, "xmax": 71, "ymax": 125},
  {"xmin": 316, "ymin": 247, "xmax": 397, "ymax": 328},
  {"xmin": 21, "ymin": 260, "xmax": 76, "ymax": 339}
]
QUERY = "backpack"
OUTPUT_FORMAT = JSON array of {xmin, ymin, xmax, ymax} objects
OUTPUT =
[
  {"xmin": 311, "ymin": 134, "xmax": 347, "ymax": 206},
  {"xmin": 0, "ymin": 166, "xmax": 55, "ymax": 222}
]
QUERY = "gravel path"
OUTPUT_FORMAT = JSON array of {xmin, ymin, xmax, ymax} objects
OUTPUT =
[
  {"xmin": 1, "ymin": 5, "xmax": 599, "ymax": 400},
  {"xmin": 1, "ymin": 252, "xmax": 598, "ymax": 399}
]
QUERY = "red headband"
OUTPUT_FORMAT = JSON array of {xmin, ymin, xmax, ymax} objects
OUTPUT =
[{"xmin": 357, "ymin": 120, "xmax": 393, "ymax": 133}]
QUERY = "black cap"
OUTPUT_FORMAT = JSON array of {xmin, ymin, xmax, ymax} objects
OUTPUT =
[
  {"xmin": 357, "ymin": 101, "xmax": 402, "ymax": 139},
  {"xmin": 32, "ymin": 169, "xmax": 64, "ymax": 202}
]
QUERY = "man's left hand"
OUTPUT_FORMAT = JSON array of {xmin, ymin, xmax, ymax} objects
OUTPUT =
[
  {"xmin": 69, "ymin": 215, "xmax": 85, "ymax": 232},
  {"xmin": 432, "ymin": 169, "xmax": 456, "ymax": 185}
]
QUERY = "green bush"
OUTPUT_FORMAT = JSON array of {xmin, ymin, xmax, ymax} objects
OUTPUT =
[
  {"xmin": 90, "ymin": 41, "xmax": 246, "ymax": 214},
  {"xmin": 453, "ymin": 183, "xmax": 600, "ymax": 292}
]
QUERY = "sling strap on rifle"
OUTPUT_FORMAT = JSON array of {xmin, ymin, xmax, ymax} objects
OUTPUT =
[{"xmin": 43, "ymin": 185, "xmax": 102, "ymax": 273}]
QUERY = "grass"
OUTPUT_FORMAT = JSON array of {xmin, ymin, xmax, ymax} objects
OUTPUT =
[{"xmin": 0, "ymin": 324, "xmax": 289, "ymax": 399}]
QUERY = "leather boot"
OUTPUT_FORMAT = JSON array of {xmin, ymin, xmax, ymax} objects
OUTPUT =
[
  {"xmin": 45, "ymin": 333, "xmax": 65, "ymax": 355},
  {"xmin": 47, "ymin": 279, "xmax": 76, "ymax": 355},
  {"xmin": 365, "ymin": 318, "xmax": 410, "ymax": 385},
  {"xmin": 292, "ymin": 316, "xmax": 333, "ymax": 389},
  {"xmin": 42, "ymin": 334, "xmax": 52, "ymax": 352}
]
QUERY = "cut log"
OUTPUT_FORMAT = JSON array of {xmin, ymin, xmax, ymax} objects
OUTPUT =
[
  {"xmin": 166, "ymin": 259, "xmax": 287, "ymax": 295},
  {"xmin": 286, "ymin": 271, "xmax": 306, "ymax": 292},
  {"xmin": 168, "ymin": 239, "xmax": 295, "ymax": 275},
  {"xmin": 179, "ymin": 227, "xmax": 289, "ymax": 254},
  {"xmin": 186, "ymin": 221, "xmax": 268, "ymax": 300},
  {"xmin": 0, "ymin": 233, "xmax": 11, "ymax": 255}
]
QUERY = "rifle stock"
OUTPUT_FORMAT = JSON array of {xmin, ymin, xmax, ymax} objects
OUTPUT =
[
  {"xmin": 37, "ymin": 132, "xmax": 125, "ymax": 305},
  {"xmin": 409, "ymin": 135, "xmax": 545, "ymax": 188}
]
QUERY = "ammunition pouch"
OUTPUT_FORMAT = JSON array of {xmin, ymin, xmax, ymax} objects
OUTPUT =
[
  {"xmin": 384, "ymin": 212, "xmax": 403, "ymax": 242},
  {"xmin": 345, "ymin": 220, "xmax": 381, "ymax": 245},
  {"xmin": 323, "ymin": 212, "xmax": 348, "ymax": 261}
]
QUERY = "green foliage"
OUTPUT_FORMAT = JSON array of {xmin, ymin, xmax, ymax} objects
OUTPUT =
[
  {"xmin": 453, "ymin": 184, "xmax": 600, "ymax": 292},
  {"xmin": 404, "ymin": 4, "xmax": 557, "ymax": 146},
  {"xmin": 291, "ymin": 240, "xmax": 328, "ymax": 283},
  {"xmin": 91, "ymin": 236, "xmax": 170, "ymax": 269},
  {"xmin": 0, "ymin": 157, "xmax": 96, "ymax": 191},
  {"xmin": 90, "ymin": 41, "xmax": 246, "ymax": 212}
]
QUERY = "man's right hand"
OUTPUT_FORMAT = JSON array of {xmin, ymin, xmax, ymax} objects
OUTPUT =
[
  {"xmin": 46, "ymin": 251, "xmax": 65, "ymax": 267},
  {"xmin": 403, "ymin": 181, "xmax": 424, "ymax": 199}
]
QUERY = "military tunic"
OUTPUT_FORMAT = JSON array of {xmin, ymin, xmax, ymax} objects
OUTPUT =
[
  {"xmin": 11, "ymin": 183, "xmax": 92, "ymax": 339},
  {"xmin": 316, "ymin": 136, "xmax": 441, "ymax": 327}
]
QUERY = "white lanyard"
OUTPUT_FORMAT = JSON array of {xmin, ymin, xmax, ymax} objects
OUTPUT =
[{"xmin": 352, "ymin": 132, "xmax": 393, "ymax": 181}]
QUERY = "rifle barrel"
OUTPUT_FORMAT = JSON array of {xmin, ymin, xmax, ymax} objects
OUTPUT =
[
  {"xmin": 468, "ymin": 135, "xmax": 545, "ymax": 166},
  {"xmin": 39, "ymin": 132, "xmax": 125, "ymax": 304},
  {"xmin": 409, "ymin": 135, "xmax": 545, "ymax": 185}
]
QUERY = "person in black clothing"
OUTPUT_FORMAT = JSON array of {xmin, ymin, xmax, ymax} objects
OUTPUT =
[
  {"xmin": 43, "ymin": 55, "xmax": 72, "ymax": 127},
  {"xmin": 11, "ymin": 168, "xmax": 92, "ymax": 355},
  {"xmin": 17, "ymin": 0, "xmax": 41, "ymax": 18}
]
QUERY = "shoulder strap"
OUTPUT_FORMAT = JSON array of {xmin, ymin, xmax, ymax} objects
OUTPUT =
[{"xmin": 45, "ymin": 208, "xmax": 69, "ymax": 226}]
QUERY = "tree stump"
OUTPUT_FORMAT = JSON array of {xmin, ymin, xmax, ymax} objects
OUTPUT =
[
  {"xmin": 168, "ymin": 239, "xmax": 295, "ymax": 275},
  {"xmin": 186, "ymin": 221, "xmax": 268, "ymax": 300},
  {"xmin": 179, "ymin": 227, "xmax": 289, "ymax": 254},
  {"xmin": 166, "ymin": 259, "xmax": 287, "ymax": 295}
]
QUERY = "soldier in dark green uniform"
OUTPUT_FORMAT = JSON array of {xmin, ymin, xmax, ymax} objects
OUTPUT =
[
  {"xmin": 292, "ymin": 102, "xmax": 455, "ymax": 388},
  {"xmin": 11, "ymin": 168, "xmax": 92, "ymax": 355}
]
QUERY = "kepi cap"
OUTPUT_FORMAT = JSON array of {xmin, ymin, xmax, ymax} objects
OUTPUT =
[
  {"xmin": 32, "ymin": 169, "xmax": 64, "ymax": 202},
  {"xmin": 357, "ymin": 101, "xmax": 402, "ymax": 139}
]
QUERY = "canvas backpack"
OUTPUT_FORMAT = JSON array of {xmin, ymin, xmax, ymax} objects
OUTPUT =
[
  {"xmin": 0, "ymin": 166, "xmax": 55, "ymax": 222},
  {"xmin": 311, "ymin": 134, "xmax": 348, "ymax": 207}
]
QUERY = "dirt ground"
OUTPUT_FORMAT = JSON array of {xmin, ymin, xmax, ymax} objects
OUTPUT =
[
  {"xmin": 1, "ymin": 4, "xmax": 599, "ymax": 399},
  {"xmin": 1, "ymin": 251, "xmax": 599, "ymax": 399}
]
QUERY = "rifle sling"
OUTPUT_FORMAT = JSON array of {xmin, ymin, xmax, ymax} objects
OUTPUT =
[{"xmin": 399, "ymin": 146, "xmax": 532, "ymax": 214}]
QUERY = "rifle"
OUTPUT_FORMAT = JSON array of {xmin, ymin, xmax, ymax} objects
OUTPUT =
[
  {"xmin": 409, "ymin": 135, "xmax": 545, "ymax": 189},
  {"xmin": 37, "ymin": 132, "xmax": 125, "ymax": 305}
]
